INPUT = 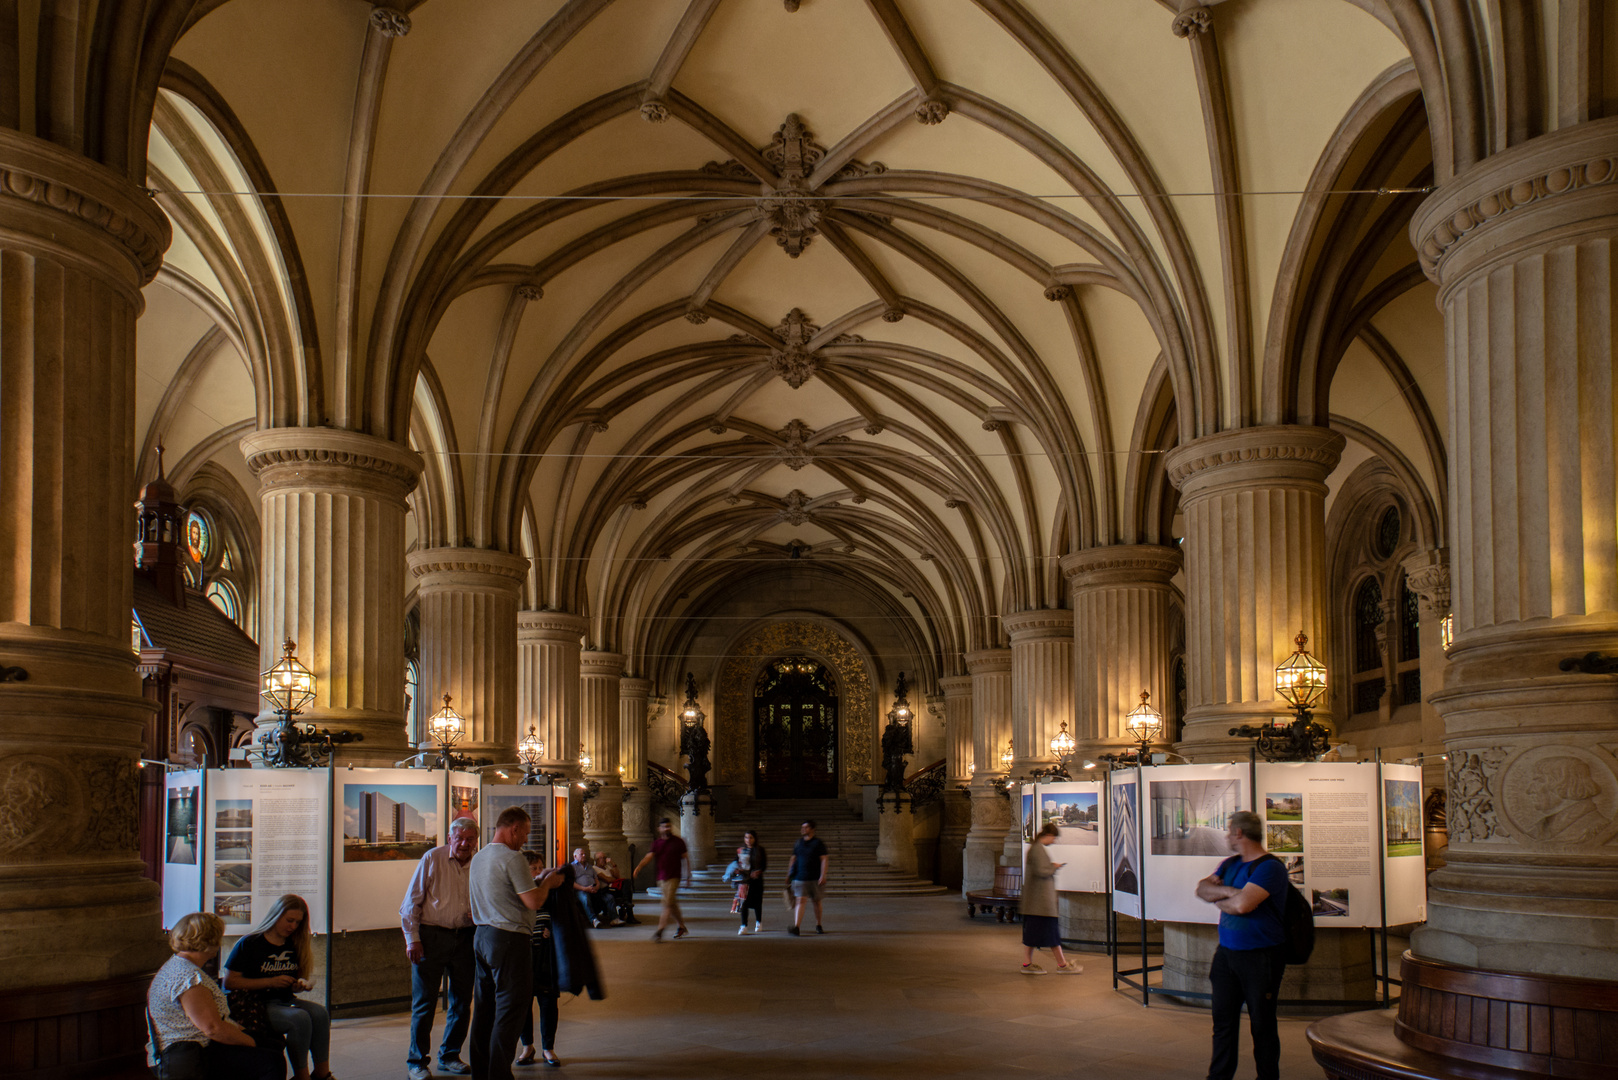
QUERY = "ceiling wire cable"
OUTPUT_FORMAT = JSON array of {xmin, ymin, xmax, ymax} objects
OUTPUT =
[{"xmin": 146, "ymin": 186, "xmax": 1436, "ymax": 202}]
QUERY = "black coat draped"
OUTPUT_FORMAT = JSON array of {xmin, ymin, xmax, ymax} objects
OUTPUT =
[{"xmin": 545, "ymin": 865, "xmax": 605, "ymax": 1000}]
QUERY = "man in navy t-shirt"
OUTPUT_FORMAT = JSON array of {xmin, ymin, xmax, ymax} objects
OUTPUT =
[{"xmin": 1195, "ymin": 810, "xmax": 1289, "ymax": 1080}]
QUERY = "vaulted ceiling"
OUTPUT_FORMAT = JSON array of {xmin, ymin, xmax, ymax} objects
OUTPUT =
[{"xmin": 135, "ymin": 0, "xmax": 1450, "ymax": 686}]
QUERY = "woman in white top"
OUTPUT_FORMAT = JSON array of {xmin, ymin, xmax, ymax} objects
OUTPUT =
[{"xmin": 146, "ymin": 911, "xmax": 278, "ymax": 1079}]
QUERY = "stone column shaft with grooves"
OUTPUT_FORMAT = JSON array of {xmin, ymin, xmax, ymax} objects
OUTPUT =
[
  {"xmin": 619, "ymin": 676, "xmax": 653, "ymax": 849},
  {"xmin": 962, "ymin": 648, "xmax": 1012, "ymax": 891},
  {"xmin": 516, "ymin": 612, "xmax": 587, "ymax": 776},
  {"xmin": 407, "ymin": 548, "xmax": 528, "ymax": 758},
  {"xmin": 242, "ymin": 428, "xmax": 422, "ymax": 760},
  {"xmin": 1164, "ymin": 426, "xmax": 1343, "ymax": 759},
  {"xmin": 0, "ymin": 129, "xmax": 171, "ymax": 989},
  {"xmin": 1003, "ymin": 610, "xmax": 1074, "ymax": 772},
  {"xmin": 1062, "ymin": 545, "xmax": 1183, "ymax": 755},
  {"xmin": 1410, "ymin": 118, "xmax": 1618, "ymax": 979},
  {"xmin": 937, "ymin": 674, "xmax": 975, "ymax": 890},
  {"xmin": 579, "ymin": 652, "xmax": 629, "ymax": 869}
]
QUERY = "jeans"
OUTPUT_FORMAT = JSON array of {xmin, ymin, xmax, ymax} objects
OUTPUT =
[
  {"xmin": 577, "ymin": 889, "xmax": 614, "ymax": 924},
  {"xmin": 1207, "ymin": 944, "xmax": 1287, "ymax": 1080},
  {"xmin": 408, "ymin": 924, "xmax": 474, "ymax": 1067},
  {"xmin": 471, "ymin": 926, "xmax": 532, "ymax": 1080},
  {"xmin": 267, "ymin": 998, "xmax": 330, "ymax": 1074}
]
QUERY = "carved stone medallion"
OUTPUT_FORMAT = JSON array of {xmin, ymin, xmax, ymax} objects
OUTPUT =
[{"xmin": 1501, "ymin": 744, "xmax": 1618, "ymax": 846}]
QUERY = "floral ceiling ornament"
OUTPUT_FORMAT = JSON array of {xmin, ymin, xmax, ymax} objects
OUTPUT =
[
  {"xmin": 768, "ymin": 308, "xmax": 820, "ymax": 388},
  {"xmin": 640, "ymin": 100, "xmax": 670, "ymax": 123},
  {"xmin": 780, "ymin": 489, "xmax": 812, "ymax": 526},
  {"xmin": 777, "ymin": 419, "xmax": 815, "ymax": 470}
]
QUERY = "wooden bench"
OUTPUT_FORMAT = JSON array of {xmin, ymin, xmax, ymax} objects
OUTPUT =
[{"xmin": 965, "ymin": 866, "xmax": 1022, "ymax": 922}]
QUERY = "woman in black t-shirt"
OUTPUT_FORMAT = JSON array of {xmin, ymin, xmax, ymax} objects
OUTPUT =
[{"xmin": 223, "ymin": 894, "xmax": 334, "ymax": 1080}]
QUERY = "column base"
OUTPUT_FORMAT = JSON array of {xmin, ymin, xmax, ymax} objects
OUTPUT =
[
  {"xmin": 0, "ymin": 971, "xmax": 155, "ymax": 1080},
  {"xmin": 962, "ymin": 780, "xmax": 1011, "ymax": 892},
  {"xmin": 1160, "ymin": 923, "xmax": 1375, "ymax": 1012},
  {"xmin": 936, "ymin": 789, "xmax": 970, "ymax": 890},
  {"xmin": 1057, "ymin": 892, "xmax": 1110, "ymax": 948},
  {"xmin": 679, "ymin": 793, "xmax": 716, "ymax": 870},
  {"xmin": 875, "ymin": 795, "xmax": 919, "ymax": 876},
  {"xmin": 581, "ymin": 782, "xmax": 630, "ymax": 876}
]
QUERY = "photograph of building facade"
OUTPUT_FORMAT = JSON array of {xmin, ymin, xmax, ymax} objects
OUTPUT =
[{"xmin": 1, "ymin": 3, "xmax": 1615, "ymax": 1078}]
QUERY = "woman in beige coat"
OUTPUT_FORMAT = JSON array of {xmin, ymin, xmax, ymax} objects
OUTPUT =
[{"xmin": 1021, "ymin": 823, "xmax": 1082, "ymax": 974}]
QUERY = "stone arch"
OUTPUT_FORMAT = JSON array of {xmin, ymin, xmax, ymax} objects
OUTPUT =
[{"xmin": 713, "ymin": 620, "xmax": 877, "ymax": 795}]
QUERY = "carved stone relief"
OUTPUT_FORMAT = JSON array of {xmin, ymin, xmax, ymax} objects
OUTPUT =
[
  {"xmin": 1501, "ymin": 745, "xmax": 1618, "ymax": 845},
  {"xmin": 714, "ymin": 621, "xmax": 874, "ymax": 787},
  {"xmin": 1446, "ymin": 747, "xmax": 1509, "ymax": 842},
  {"xmin": 0, "ymin": 752, "xmax": 135, "ymax": 858}
]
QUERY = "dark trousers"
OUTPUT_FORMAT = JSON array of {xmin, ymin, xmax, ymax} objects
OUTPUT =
[
  {"xmin": 739, "ymin": 878, "xmax": 764, "ymax": 922},
  {"xmin": 471, "ymin": 926, "xmax": 532, "ymax": 1080},
  {"xmin": 1208, "ymin": 944, "xmax": 1287, "ymax": 1080},
  {"xmin": 408, "ymin": 924, "xmax": 474, "ymax": 1067},
  {"xmin": 518, "ymin": 991, "xmax": 559, "ymax": 1052}
]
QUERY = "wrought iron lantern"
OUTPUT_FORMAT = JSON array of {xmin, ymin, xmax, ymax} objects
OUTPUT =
[
  {"xmin": 1230, "ymin": 630, "xmax": 1332, "ymax": 761},
  {"xmin": 257, "ymin": 639, "xmax": 359, "ymax": 767},
  {"xmin": 1124, "ymin": 689, "xmax": 1163, "ymax": 759},
  {"xmin": 1273, "ymin": 630, "xmax": 1328, "ymax": 712},
  {"xmin": 577, "ymin": 743, "xmax": 593, "ymax": 771},
  {"xmin": 879, "ymin": 672, "xmax": 916, "ymax": 796}
]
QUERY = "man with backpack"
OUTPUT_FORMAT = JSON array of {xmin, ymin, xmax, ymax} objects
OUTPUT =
[{"xmin": 1195, "ymin": 810, "xmax": 1291, "ymax": 1080}]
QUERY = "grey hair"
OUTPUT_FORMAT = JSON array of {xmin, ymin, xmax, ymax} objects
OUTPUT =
[
  {"xmin": 449, "ymin": 816, "xmax": 479, "ymax": 836},
  {"xmin": 1228, "ymin": 810, "xmax": 1263, "ymax": 842}
]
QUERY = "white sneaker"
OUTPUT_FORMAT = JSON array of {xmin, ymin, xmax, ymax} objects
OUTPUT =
[
  {"xmin": 737, "ymin": 925, "xmax": 749, "ymax": 935},
  {"xmin": 755, "ymin": 922, "xmax": 763, "ymax": 932}
]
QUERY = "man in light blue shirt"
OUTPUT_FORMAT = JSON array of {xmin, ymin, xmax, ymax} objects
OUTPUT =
[{"xmin": 468, "ymin": 806, "xmax": 562, "ymax": 1080}]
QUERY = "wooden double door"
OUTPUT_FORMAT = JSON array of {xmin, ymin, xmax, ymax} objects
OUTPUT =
[{"xmin": 753, "ymin": 659, "xmax": 839, "ymax": 799}]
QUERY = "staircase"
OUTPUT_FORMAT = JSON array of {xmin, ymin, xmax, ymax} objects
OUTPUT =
[{"xmin": 680, "ymin": 798, "xmax": 949, "ymax": 898}]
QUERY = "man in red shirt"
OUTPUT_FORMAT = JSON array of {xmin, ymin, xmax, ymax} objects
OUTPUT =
[{"xmin": 633, "ymin": 818, "xmax": 691, "ymax": 941}]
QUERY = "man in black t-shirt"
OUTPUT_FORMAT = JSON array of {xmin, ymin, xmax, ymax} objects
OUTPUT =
[{"xmin": 785, "ymin": 819, "xmax": 829, "ymax": 936}]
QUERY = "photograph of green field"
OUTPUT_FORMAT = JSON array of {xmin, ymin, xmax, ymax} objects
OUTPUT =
[
  {"xmin": 1265, "ymin": 793, "xmax": 1302, "ymax": 820},
  {"xmin": 1266, "ymin": 823, "xmax": 1303, "ymax": 852}
]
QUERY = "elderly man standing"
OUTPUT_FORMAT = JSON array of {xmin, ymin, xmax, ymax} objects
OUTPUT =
[
  {"xmin": 401, "ymin": 815, "xmax": 479, "ymax": 1080},
  {"xmin": 469, "ymin": 807, "xmax": 562, "ymax": 1080}
]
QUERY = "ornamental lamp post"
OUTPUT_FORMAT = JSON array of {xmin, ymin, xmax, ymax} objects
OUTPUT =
[
  {"xmin": 1230, "ymin": 630, "xmax": 1332, "ymax": 761},
  {"xmin": 1124, "ymin": 690, "xmax": 1163, "ymax": 761},
  {"xmin": 427, "ymin": 693, "xmax": 466, "ymax": 770},
  {"xmin": 879, "ymin": 671, "xmax": 916, "ymax": 796},
  {"xmin": 516, "ymin": 721, "xmax": 550, "ymax": 785},
  {"xmin": 257, "ymin": 640, "xmax": 359, "ymax": 766},
  {"xmin": 1044, "ymin": 719, "xmax": 1077, "ymax": 779}
]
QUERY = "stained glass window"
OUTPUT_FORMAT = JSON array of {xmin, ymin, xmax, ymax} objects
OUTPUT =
[
  {"xmin": 1353, "ymin": 576, "xmax": 1384, "ymax": 673},
  {"xmin": 186, "ymin": 511, "xmax": 212, "ymax": 562},
  {"xmin": 1400, "ymin": 578, "xmax": 1421, "ymax": 661},
  {"xmin": 1374, "ymin": 505, "xmax": 1401, "ymax": 559},
  {"xmin": 205, "ymin": 580, "xmax": 238, "ymax": 621}
]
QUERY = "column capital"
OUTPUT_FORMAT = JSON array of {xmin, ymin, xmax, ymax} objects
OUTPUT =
[
  {"xmin": 1002, "ymin": 608, "xmax": 1074, "ymax": 642},
  {"xmin": 1412, "ymin": 116, "xmax": 1618, "ymax": 286},
  {"xmin": 517, "ymin": 610, "xmax": 589, "ymax": 639},
  {"xmin": 1401, "ymin": 548, "xmax": 1451, "ymax": 615},
  {"xmin": 939, "ymin": 674, "xmax": 973, "ymax": 697},
  {"xmin": 1060, "ymin": 543, "xmax": 1183, "ymax": 587},
  {"xmin": 1165, "ymin": 425, "xmax": 1344, "ymax": 499},
  {"xmin": 619, "ymin": 676, "xmax": 653, "ymax": 697},
  {"xmin": 407, "ymin": 546, "xmax": 529, "ymax": 589},
  {"xmin": 580, "ymin": 651, "xmax": 627, "ymax": 678},
  {"xmin": 965, "ymin": 648, "xmax": 1012, "ymax": 675},
  {"xmin": 0, "ymin": 128, "xmax": 170, "ymax": 288},
  {"xmin": 240, "ymin": 428, "xmax": 423, "ymax": 504}
]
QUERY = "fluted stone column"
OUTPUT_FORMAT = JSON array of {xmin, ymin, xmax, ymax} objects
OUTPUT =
[
  {"xmin": 516, "ymin": 612, "xmax": 587, "ymax": 777},
  {"xmin": 406, "ymin": 548, "xmax": 528, "ymax": 759},
  {"xmin": 579, "ymin": 651, "xmax": 629, "ymax": 871},
  {"xmin": 0, "ymin": 129, "xmax": 171, "ymax": 992},
  {"xmin": 1003, "ymin": 610, "xmax": 1073, "ymax": 859},
  {"xmin": 962, "ymin": 648, "xmax": 1013, "ymax": 891},
  {"xmin": 1164, "ymin": 426, "xmax": 1344, "ymax": 759},
  {"xmin": 933, "ymin": 675, "xmax": 973, "ymax": 890},
  {"xmin": 1409, "ymin": 118, "xmax": 1618, "ymax": 980},
  {"xmin": 619, "ymin": 676, "xmax": 654, "ymax": 853},
  {"xmin": 1062, "ymin": 546, "xmax": 1183, "ymax": 756},
  {"xmin": 242, "ymin": 429, "xmax": 422, "ymax": 762}
]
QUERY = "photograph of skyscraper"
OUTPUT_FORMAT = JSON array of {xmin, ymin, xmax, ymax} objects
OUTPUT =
[{"xmin": 342, "ymin": 784, "xmax": 439, "ymax": 862}]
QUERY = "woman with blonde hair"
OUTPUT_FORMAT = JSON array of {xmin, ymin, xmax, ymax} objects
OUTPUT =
[
  {"xmin": 147, "ymin": 911, "xmax": 280, "ymax": 1079},
  {"xmin": 223, "ymin": 893, "xmax": 335, "ymax": 1080}
]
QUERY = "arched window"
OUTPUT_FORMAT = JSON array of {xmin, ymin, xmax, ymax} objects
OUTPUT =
[
  {"xmin": 1396, "ymin": 576, "xmax": 1422, "ymax": 706},
  {"xmin": 205, "ymin": 580, "xmax": 239, "ymax": 621},
  {"xmin": 180, "ymin": 496, "xmax": 253, "ymax": 637},
  {"xmin": 1351, "ymin": 576, "xmax": 1386, "ymax": 714},
  {"xmin": 405, "ymin": 658, "xmax": 421, "ymax": 748}
]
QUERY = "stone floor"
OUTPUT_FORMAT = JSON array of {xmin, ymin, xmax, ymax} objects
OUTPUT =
[{"xmin": 326, "ymin": 894, "xmax": 1335, "ymax": 1080}]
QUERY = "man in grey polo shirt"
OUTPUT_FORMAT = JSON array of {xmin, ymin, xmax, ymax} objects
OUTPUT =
[{"xmin": 468, "ymin": 806, "xmax": 562, "ymax": 1080}]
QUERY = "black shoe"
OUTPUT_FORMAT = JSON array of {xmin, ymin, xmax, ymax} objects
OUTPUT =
[
  {"xmin": 816, "ymin": 925, "xmax": 825, "ymax": 934},
  {"xmin": 788, "ymin": 926, "xmax": 800, "ymax": 936},
  {"xmin": 439, "ymin": 1059, "xmax": 471, "ymax": 1075}
]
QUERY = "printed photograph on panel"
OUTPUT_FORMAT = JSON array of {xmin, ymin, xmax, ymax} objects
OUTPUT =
[
  {"xmin": 483, "ymin": 790, "xmax": 551, "ymax": 855},
  {"xmin": 1282, "ymin": 855, "xmax": 1305, "ymax": 887},
  {"xmin": 452, "ymin": 785, "xmax": 479, "ymax": 824},
  {"xmin": 214, "ymin": 894, "xmax": 251, "ymax": 926},
  {"xmin": 214, "ymin": 863, "xmax": 252, "ymax": 892},
  {"xmin": 1265, "ymin": 792, "xmax": 1302, "ymax": 820},
  {"xmin": 1111, "ymin": 782, "xmax": 1138, "ymax": 894},
  {"xmin": 215, "ymin": 799, "xmax": 252, "ymax": 830},
  {"xmin": 1041, "ymin": 793, "xmax": 1099, "ymax": 845},
  {"xmin": 342, "ymin": 784, "xmax": 439, "ymax": 862},
  {"xmin": 214, "ymin": 831, "xmax": 252, "ymax": 861},
  {"xmin": 166, "ymin": 786, "xmax": 199, "ymax": 864},
  {"xmin": 1266, "ymin": 824, "xmax": 1303, "ymax": 852},
  {"xmin": 1384, "ymin": 778, "xmax": 1423, "ymax": 856},
  {"xmin": 1312, "ymin": 887, "xmax": 1349, "ymax": 917},
  {"xmin": 1150, "ymin": 779, "xmax": 1241, "ymax": 855},
  {"xmin": 1021, "ymin": 791, "xmax": 1035, "ymax": 843}
]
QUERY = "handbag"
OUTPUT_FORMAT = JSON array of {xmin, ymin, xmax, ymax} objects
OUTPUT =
[
  {"xmin": 224, "ymin": 988, "xmax": 285, "ymax": 1049},
  {"xmin": 146, "ymin": 1011, "xmax": 205, "ymax": 1080}
]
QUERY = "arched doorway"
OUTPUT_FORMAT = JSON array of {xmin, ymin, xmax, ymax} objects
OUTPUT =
[{"xmin": 753, "ymin": 657, "xmax": 839, "ymax": 799}]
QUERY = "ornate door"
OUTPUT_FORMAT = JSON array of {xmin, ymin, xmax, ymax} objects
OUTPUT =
[{"xmin": 753, "ymin": 658, "xmax": 839, "ymax": 798}]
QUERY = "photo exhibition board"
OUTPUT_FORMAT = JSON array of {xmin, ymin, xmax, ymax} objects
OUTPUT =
[
  {"xmin": 1108, "ymin": 770, "xmax": 1142, "ymax": 918},
  {"xmin": 1032, "ymin": 780, "xmax": 1107, "ymax": 892},
  {"xmin": 1379, "ymin": 762, "xmax": 1427, "ymax": 925},
  {"xmin": 481, "ymin": 783, "xmax": 559, "ymax": 866},
  {"xmin": 1138, "ymin": 762, "xmax": 1249, "ymax": 924},
  {"xmin": 162, "ymin": 769, "xmax": 204, "ymax": 929},
  {"xmin": 1252, "ymin": 761, "xmax": 1427, "ymax": 928},
  {"xmin": 1018, "ymin": 784, "xmax": 1034, "ymax": 873},
  {"xmin": 332, "ymin": 768, "xmax": 448, "ymax": 932},
  {"xmin": 206, "ymin": 768, "xmax": 329, "ymax": 935}
]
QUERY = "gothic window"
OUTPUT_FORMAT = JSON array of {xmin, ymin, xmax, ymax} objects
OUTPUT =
[
  {"xmin": 1373, "ymin": 506, "xmax": 1401, "ymax": 560},
  {"xmin": 1396, "ymin": 576, "xmax": 1422, "ymax": 706},
  {"xmin": 1351, "ymin": 577, "xmax": 1386, "ymax": 715},
  {"xmin": 186, "ymin": 510, "xmax": 212, "ymax": 563},
  {"xmin": 205, "ymin": 580, "xmax": 239, "ymax": 621},
  {"xmin": 405, "ymin": 658, "xmax": 421, "ymax": 747},
  {"xmin": 1334, "ymin": 491, "xmax": 1427, "ymax": 723},
  {"xmin": 181, "ymin": 498, "xmax": 253, "ymax": 637}
]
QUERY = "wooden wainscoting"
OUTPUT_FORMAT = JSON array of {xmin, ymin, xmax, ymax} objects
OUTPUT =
[{"xmin": 0, "ymin": 972, "xmax": 153, "ymax": 1080}]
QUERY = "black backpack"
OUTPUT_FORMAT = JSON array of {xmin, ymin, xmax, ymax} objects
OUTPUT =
[
  {"xmin": 1261, "ymin": 853, "xmax": 1315, "ymax": 965},
  {"xmin": 1221, "ymin": 854, "xmax": 1315, "ymax": 965}
]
